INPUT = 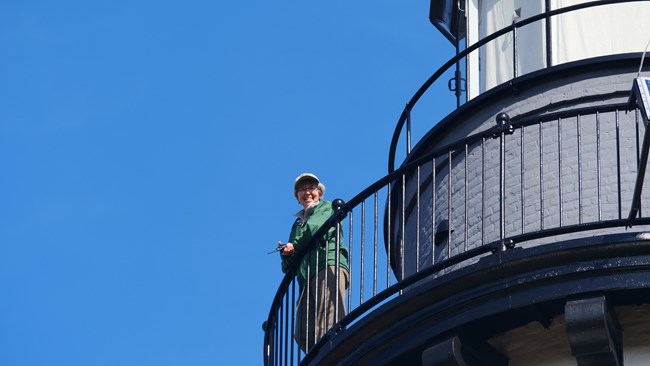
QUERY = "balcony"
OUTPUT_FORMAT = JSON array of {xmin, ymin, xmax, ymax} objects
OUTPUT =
[{"xmin": 264, "ymin": 2, "xmax": 650, "ymax": 365}]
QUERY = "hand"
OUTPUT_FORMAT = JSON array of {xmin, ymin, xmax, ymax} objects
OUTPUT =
[{"xmin": 281, "ymin": 242, "xmax": 295, "ymax": 256}]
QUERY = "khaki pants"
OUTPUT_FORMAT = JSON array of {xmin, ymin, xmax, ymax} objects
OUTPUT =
[{"xmin": 295, "ymin": 266, "xmax": 349, "ymax": 353}]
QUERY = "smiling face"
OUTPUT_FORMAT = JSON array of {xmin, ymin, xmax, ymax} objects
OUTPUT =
[{"xmin": 296, "ymin": 182, "xmax": 322, "ymax": 208}]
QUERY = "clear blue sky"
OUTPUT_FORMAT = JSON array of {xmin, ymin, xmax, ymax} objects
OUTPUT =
[{"xmin": 0, "ymin": 1, "xmax": 454, "ymax": 365}]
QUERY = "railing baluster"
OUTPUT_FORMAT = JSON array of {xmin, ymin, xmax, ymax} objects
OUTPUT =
[
  {"xmin": 274, "ymin": 307, "xmax": 279, "ymax": 365},
  {"xmin": 307, "ymin": 251, "xmax": 313, "ymax": 353},
  {"xmin": 558, "ymin": 117, "xmax": 563, "ymax": 227},
  {"xmin": 482, "ymin": 137, "xmax": 486, "ymax": 245},
  {"xmin": 577, "ymin": 114, "xmax": 583, "ymax": 224},
  {"xmin": 283, "ymin": 289, "xmax": 288, "ymax": 363},
  {"xmin": 616, "ymin": 110, "xmax": 622, "ymax": 219},
  {"xmin": 401, "ymin": 173, "xmax": 406, "ymax": 284},
  {"xmin": 290, "ymin": 282, "xmax": 296, "ymax": 365},
  {"xmin": 334, "ymin": 208, "xmax": 342, "ymax": 330},
  {"xmin": 374, "ymin": 192, "xmax": 379, "ymax": 293},
  {"xmin": 464, "ymin": 144, "xmax": 468, "ymax": 251},
  {"xmin": 635, "ymin": 109, "xmax": 643, "ymax": 218},
  {"xmin": 500, "ymin": 122, "xmax": 506, "ymax": 243},
  {"xmin": 416, "ymin": 166, "xmax": 421, "ymax": 272},
  {"xmin": 317, "ymin": 251, "xmax": 322, "ymax": 351},
  {"xmin": 540, "ymin": 120, "xmax": 544, "ymax": 230},
  {"xmin": 597, "ymin": 112, "xmax": 602, "ymax": 221},
  {"xmin": 347, "ymin": 208, "xmax": 353, "ymax": 313},
  {"xmin": 432, "ymin": 157, "xmax": 436, "ymax": 266},
  {"xmin": 521, "ymin": 127, "xmax": 525, "ymax": 234},
  {"xmin": 387, "ymin": 181, "xmax": 392, "ymax": 288},
  {"xmin": 447, "ymin": 151, "xmax": 452, "ymax": 261},
  {"xmin": 373, "ymin": 196, "xmax": 379, "ymax": 295},
  {"xmin": 360, "ymin": 201, "xmax": 366, "ymax": 303}
]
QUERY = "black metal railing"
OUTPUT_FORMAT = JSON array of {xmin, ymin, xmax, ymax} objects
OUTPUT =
[
  {"xmin": 264, "ymin": 1, "xmax": 650, "ymax": 364},
  {"xmin": 388, "ymin": 0, "xmax": 647, "ymax": 173},
  {"xmin": 264, "ymin": 101, "xmax": 650, "ymax": 365}
]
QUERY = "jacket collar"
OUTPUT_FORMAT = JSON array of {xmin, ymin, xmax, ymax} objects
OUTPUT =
[{"xmin": 294, "ymin": 200, "xmax": 322, "ymax": 222}]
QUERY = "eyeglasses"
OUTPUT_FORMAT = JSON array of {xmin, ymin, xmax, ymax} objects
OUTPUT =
[{"xmin": 297, "ymin": 186, "xmax": 319, "ymax": 193}]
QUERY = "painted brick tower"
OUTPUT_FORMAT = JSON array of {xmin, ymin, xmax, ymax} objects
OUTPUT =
[{"xmin": 264, "ymin": 1, "xmax": 650, "ymax": 365}]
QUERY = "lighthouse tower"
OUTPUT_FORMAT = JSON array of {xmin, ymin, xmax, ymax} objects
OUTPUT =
[{"xmin": 265, "ymin": 1, "xmax": 650, "ymax": 365}]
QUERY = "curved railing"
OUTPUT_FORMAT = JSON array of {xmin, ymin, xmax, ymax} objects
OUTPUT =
[
  {"xmin": 264, "ymin": 1, "xmax": 650, "ymax": 364},
  {"xmin": 264, "ymin": 101, "xmax": 650, "ymax": 365},
  {"xmin": 388, "ymin": 0, "xmax": 647, "ymax": 173}
]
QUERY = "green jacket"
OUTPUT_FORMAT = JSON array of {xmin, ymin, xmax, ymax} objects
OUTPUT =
[{"xmin": 281, "ymin": 200, "xmax": 349, "ymax": 290}]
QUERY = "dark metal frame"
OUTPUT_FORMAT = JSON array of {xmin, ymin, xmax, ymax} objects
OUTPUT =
[
  {"xmin": 263, "ymin": 1, "xmax": 650, "ymax": 364},
  {"xmin": 264, "ymin": 99, "xmax": 650, "ymax": 365},
  {"xmin": 388, "ymin": 0, "xmax": 647, "ymax": 173}
]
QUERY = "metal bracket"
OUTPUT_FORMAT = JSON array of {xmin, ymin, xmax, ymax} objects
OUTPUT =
[{"xmin": 565, "ymin": 296, "xmax": 623, "ymax": 366}]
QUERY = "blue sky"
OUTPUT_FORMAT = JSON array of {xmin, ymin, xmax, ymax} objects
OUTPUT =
[{"xmin": 0, "ymin": 1, "xmax": 454, "ymax": 365}]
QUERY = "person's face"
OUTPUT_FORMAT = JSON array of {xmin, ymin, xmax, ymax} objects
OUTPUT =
[{"xmin": 296, "ymin": 183, "xmax": 321, "ymax": 208}]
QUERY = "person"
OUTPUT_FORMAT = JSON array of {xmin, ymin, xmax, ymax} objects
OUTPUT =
[{"xmin": 278, "ymin": 173, "xmax": 350, "ymax": 353}]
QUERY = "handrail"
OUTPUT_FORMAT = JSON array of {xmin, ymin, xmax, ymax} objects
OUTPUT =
[
  {"xmin": 263, "ymin": 163, "xmax": 493, "ymax": 364},
  {"xmin": 388, "ymin": 0, "xmax": 645, "ymax": 173},
  {"xmin": 265, "ymin": 99, "xmax": 647, "ymax": 364},
  {"xmin": 265, "ymin": 1, "xmax": 650, "ymax": 364}
]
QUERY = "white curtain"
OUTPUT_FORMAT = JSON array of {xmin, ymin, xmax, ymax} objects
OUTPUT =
[
  {"xmin": 479, "ymin": 0, "xmax": 546, "ymax": 92},
  {"xmin": 552, "ymin": 0, "xmax": 650, "ymax": 65},
  {"xmin": 476, "ymin": 0, "xmax": 650, "ymax": 93}
]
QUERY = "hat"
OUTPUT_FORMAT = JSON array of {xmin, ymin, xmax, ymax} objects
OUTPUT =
[{"xmin": 294, "ymin": 173, "xmax": 325, "ymax": 196}]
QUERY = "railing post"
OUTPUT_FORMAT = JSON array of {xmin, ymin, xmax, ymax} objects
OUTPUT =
[
  {"xmin": 262, "ymin": 320, "xmax": 273, "ymax": 366},
  {"xmin": 491, "ymin": 113, "xmax": 515, "ymax": 253},
  {"xmin": 331, "ymin": 198, "xmax": 346, "ymax": 329}
]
